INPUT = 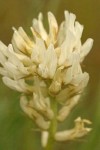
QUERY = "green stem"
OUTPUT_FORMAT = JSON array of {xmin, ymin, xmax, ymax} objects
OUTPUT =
[{"xmin": 44, "ymin": 98, "xmax": 58, "ymax": 150}]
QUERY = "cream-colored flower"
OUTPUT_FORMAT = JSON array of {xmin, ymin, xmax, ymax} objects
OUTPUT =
[
  {"xmin": 55, "ymin": 117, "xmax": 92, "ymax": 141},
  {"xmin": 0, "ymin": 11, "xmax": 93, "ymax": 142}
]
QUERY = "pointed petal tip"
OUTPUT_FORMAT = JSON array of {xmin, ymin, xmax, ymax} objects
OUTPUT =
[
  {"xmin": 64, "ymin": 10, "xmax": 69, "ymax": 15},
  {"xmin": 12, "ymin": 26, "xmax": 17, "ymax": 32},
  {"xmin": 86, "ymin": 128, "xmax": 92, "ymax": 132},
  {"xmin": 75, "ymin": 117, "xmax": 81, "ymax": 122},
  {"xmin": 88, "ymin": 38, "xmax": 94, "ymax": 46},
  {"xmin": 48, "ymin": 11, "xmax": 53, "ymax": 16},
  {"xmin": 47, "ymin": 11, "xmax": 57, "ymax": 23},
  {"xmin": 38, "ymin": 12, "xmax": 43, "ymax": 20}
]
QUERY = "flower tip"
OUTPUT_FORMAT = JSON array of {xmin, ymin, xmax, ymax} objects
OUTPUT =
[
  {"xmin": 83, "ymin": 119, "xmax": 92, "ymax": 125},
  {"xmin": 88, "ymin": 38, "xmax": 94, "ymax": 47},
  {"xmin": 86, "ymin": 128, "xmax": 92, "ymax": 132},
  {"xmin": 64, "ymin": 10, "xmax": 69, "ymax": 16},
  {"xmin": 12, "ymin": 26, "xmax": 16, "ymax": 31},
  {"xmin": 47, "ymin": 11, "xmax": 58, "ymax": 27},
  {"xmin": 41, "ymin": 131, "xmax": 49, "ymax": 147},
  {"xmin": 74, "ymin": 117, "xmax": 81, "ymax": 122},
  {"xmin": 48, "ymin": 11, "xmax": 53, "ymax": 17},
  {"xmin": 64, "ymin": 10, "xmax": 76, "ymax": 20},
  {"xmin": 75, "ymin": 117, "xmax": 92, "ymax": 125},
  {"xmin": 8, "ymin": 44, "xmax": 12, "ymax": 49},
  {"xmin": 38, "ymin": 12, "xmax": 43, "ymax": 20}
]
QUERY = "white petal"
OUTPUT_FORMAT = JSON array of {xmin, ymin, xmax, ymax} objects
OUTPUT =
[
  {"xmin": 18, "ymin": 27, "xmax": 33, "ymax": 45},
  {"xmin": 55, "ymin": 117, "xmax": 92, "ymax": 141},
  {"xmin": 49, "ymin": 67, "xmax": 63, "ymax": 94},
  {"xmin": 64, "ymin": 11, "xmax": 70, "ymax": 26},
  {"xmin": 41, "ymin": 131, "xmax": 49, "ymax": 148},
  {"xmin": 0, "ymin": 41, "xmax": 7, "ymax": 56},
  {"xmin": 46, "ymin": 44, "xmax": 57, "ymax": 78},
  {"xmin": 57, "ymin": 21, "xmax": 65, "ymax": 45},
  {"xmin": 58, "ymin": 30, "xmax": 75, "ymax": 66},
  {"xmin": 32, "ymin": 18, "xmax": 39, "ymax": 33},
  {"xmin": 32, "ymin": 13, "xmax": 48, "ymax": 41},
  {"xmin": 0, "ymin": 67, "xmax": 8, "ymax": 76},
  {"xmin": 32, "ymin": 91, "xmax": 54, "ymax": 120},
  {"xmin": 15, "ymin": 53, "xmax": 32, "ymax": 66},
  {"xmin": 31, "ymin": 37, "xmax": 46, "ymax": 64},
  {"xmin": 80, "ymin": 38, "xmax": 93, "ymax": 62},
  {"xmin": 4, "ymin": 62, "xmax": 25, "ymax": 79},
  {"xmin": 47, "ymin": 12, "xmax": 58, "ymax": 44},
  {"xmin": 57, "ymin": 95, "xmax": 80, "ymax": 121},
  {"xmin": 36, "ymin": 115, "xmax": 50, "ymax": 130},
  {"xmin": 57, "ymin": 72, "xmax": 89, "ymax": 103},
  {"xmin": 18, "ymin": 79, "xmax": 33, "ymax": 92},
  {"xmin": 20, "ymin": 95, "xmax": 50, "ymax": 130},
  {"xmin": 12, "ymin": 30, "xmax": 32, "ymax": 54},
  {"xmin": 7, "ymin": 44, "xmax": 30, "ymax": 76},
  {"xmin": 62, "ymin": 53, "xmax": 80, "ymax": 85},
  {"xmin": 71, "ymin": 72, "xmax": 89, "ymax": 91},
  {"xmin": 38, "ymin": 13, "xmax": 48, "ymax": 41},
  {"xmin": 69, "ymin": 13, "xmax": 76, "ymax": 32},
  {"xmin": 75, "ymin": 21, "xmax": 84, "ymax": 41},
  {"xmin": 0, "ymin": 51, "xmax": 7, "ymax": 66},
  {"xmin": 12, "ymin": 30, "xmax": 27, "ymax": 51},
  {"xmin": 2, "ymin": 77, "xmax": 33, "ymax": 93},
  {"xmin": 2, "ymin": 77, "xmax": 25, "ymax": 92},
  {"xmin": 38, "ymin": 44, "xmax": 57, "ymax": 78},
  {"xmin": 55, "ymin": 129, "xmax": 75, "ymax": 141}
]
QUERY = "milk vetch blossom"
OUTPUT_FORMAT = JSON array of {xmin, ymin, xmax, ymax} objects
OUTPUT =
[{"xmin": 0, "ymin": 11, "xmax": 93, "ymax": 148}]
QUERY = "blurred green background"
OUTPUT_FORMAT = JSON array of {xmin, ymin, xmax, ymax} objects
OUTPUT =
[{"xmin": 0, "ymin": 0, "xmax": 100, "ymax": 150}]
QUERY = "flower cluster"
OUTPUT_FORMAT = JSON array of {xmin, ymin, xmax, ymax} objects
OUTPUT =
[{"xmin": 0, "ymin": 11, "xmax": 93, "ymax": 144}]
